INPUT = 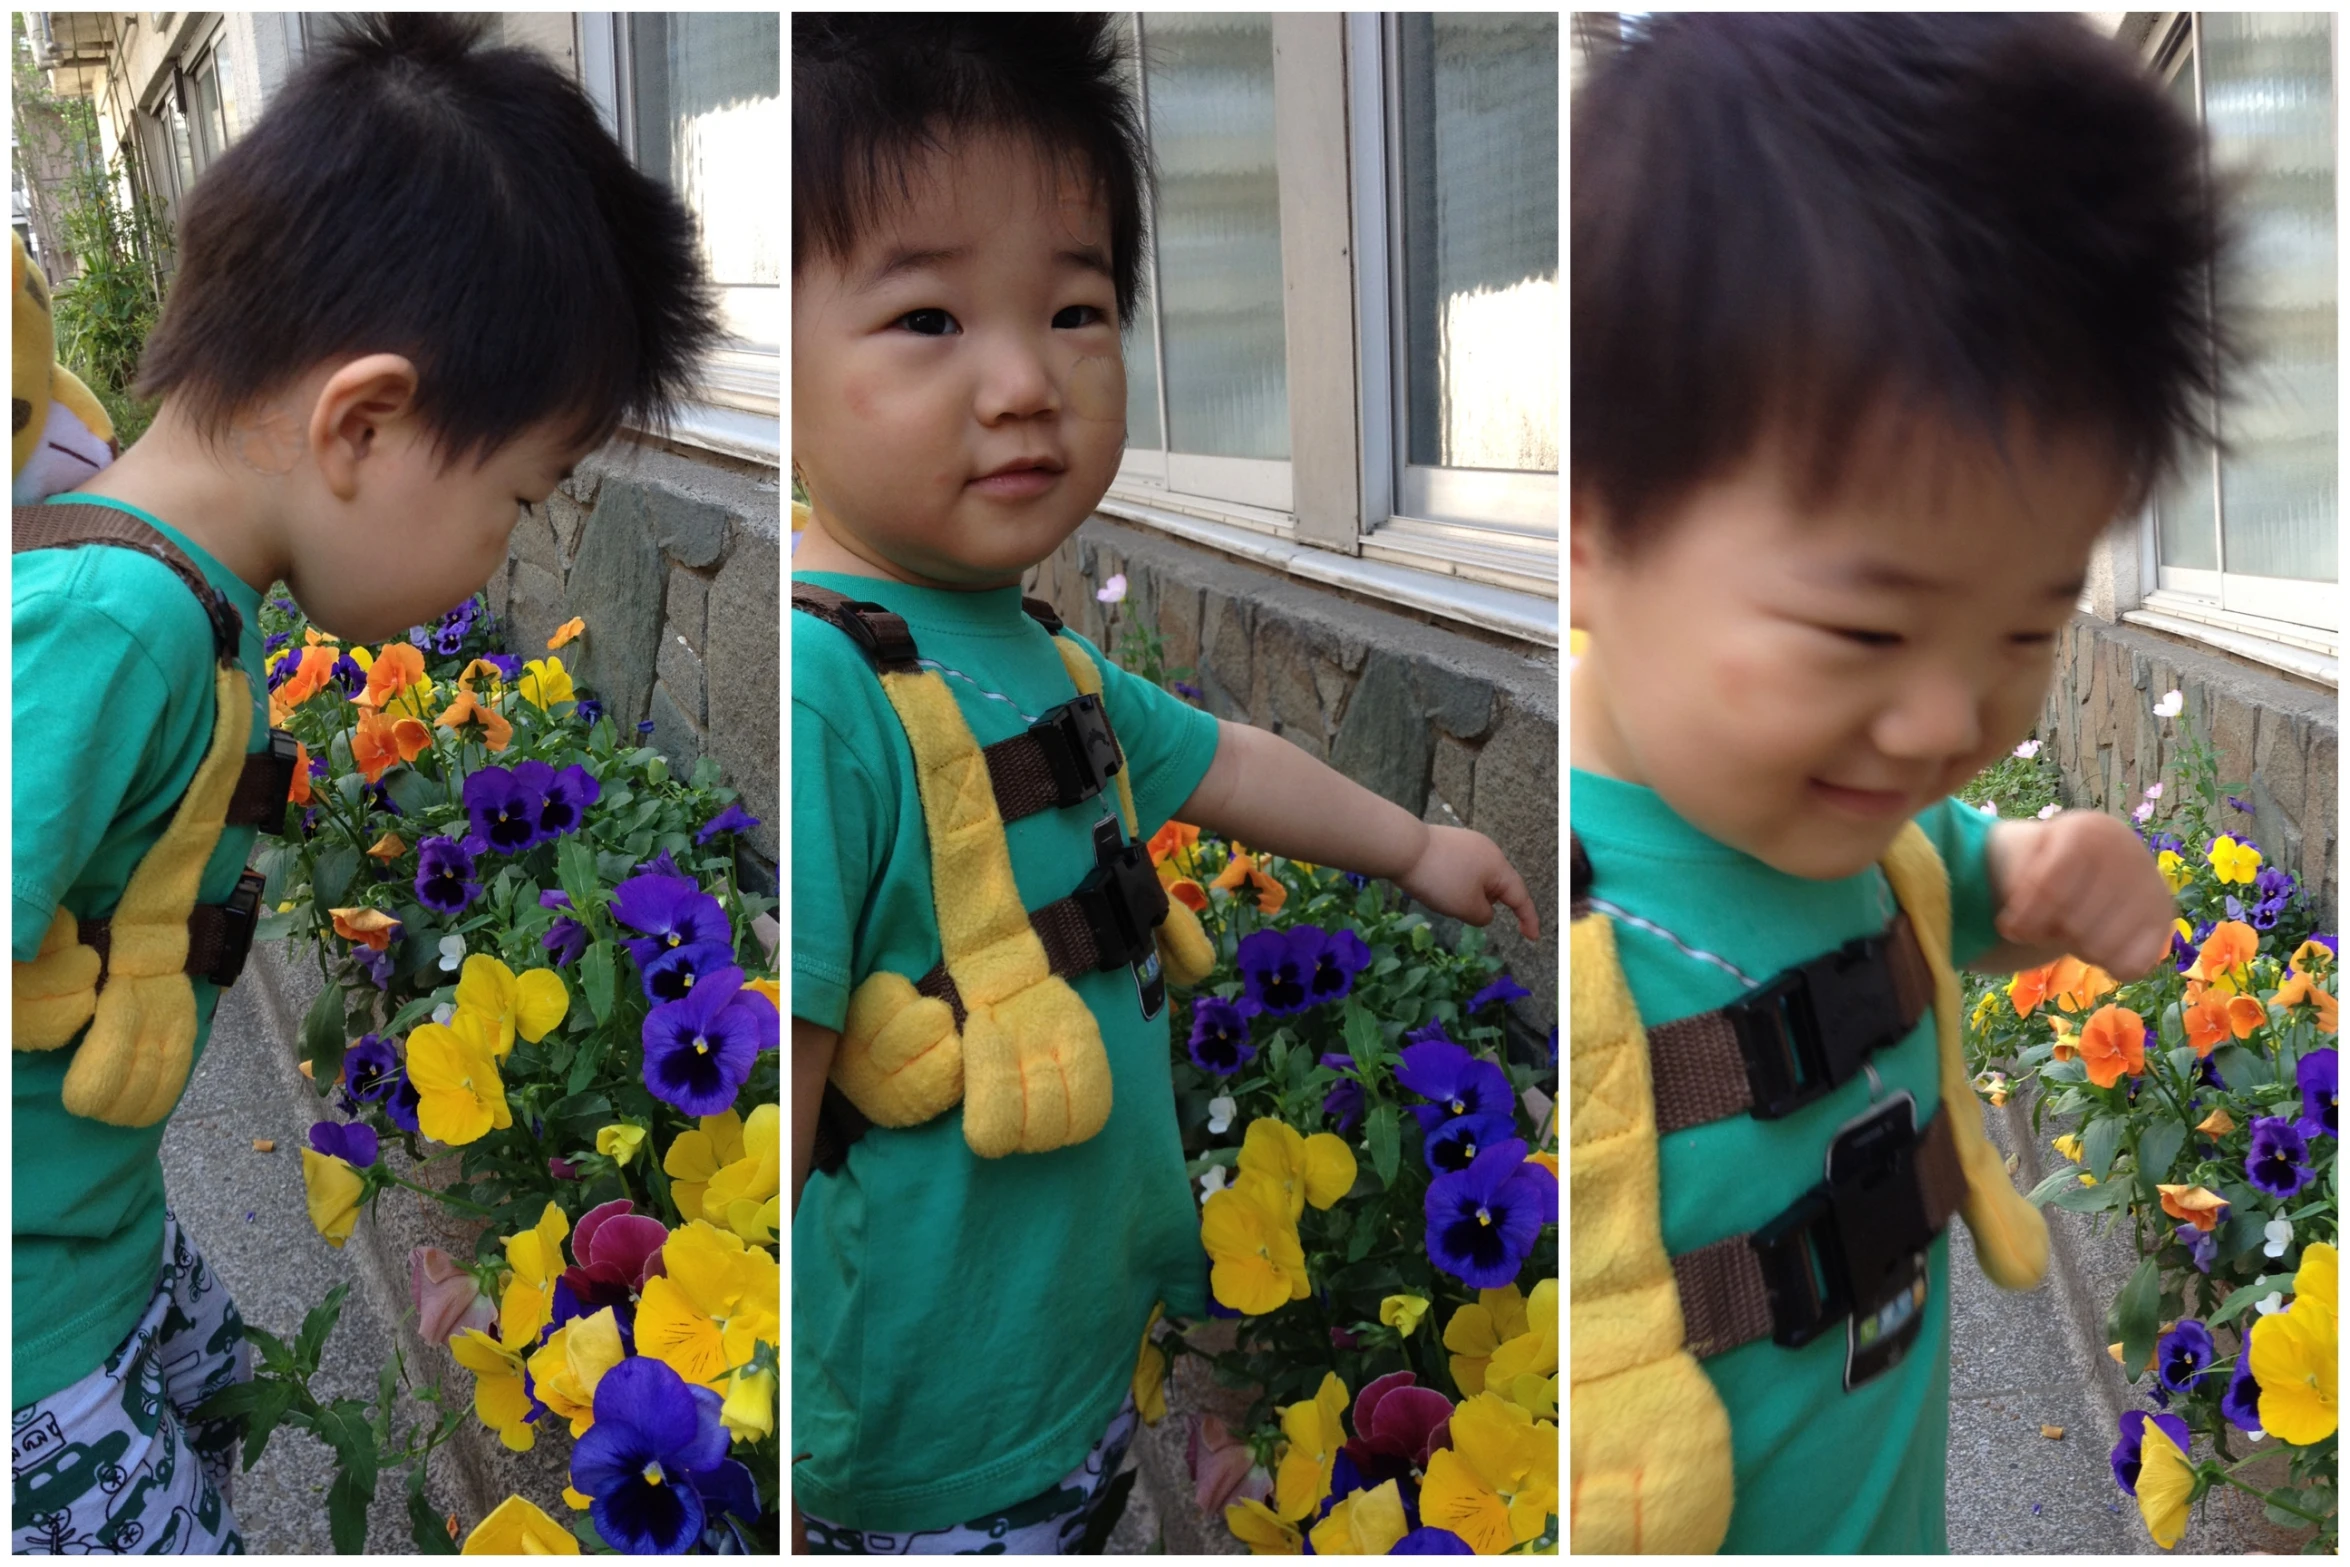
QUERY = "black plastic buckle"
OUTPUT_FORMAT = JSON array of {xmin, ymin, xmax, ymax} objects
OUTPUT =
[
  {"xmin": 257, "ymin": 728, "xmax": 301, "ymax": 835},
  {"xmin": 1748, "ymin": 1122, "xmax": 1936, "ymax": 1348},
  {"xmin": 1031, "ymin": 695, "xmax": 1122, "ymax": 805},
  {"xmin": 1728, "ymin": 928, "xmax": 1908, "ymax": 1119},
  {"xmin": 1074, "ymin": 840, "xmax": 1167, "ymax": 971},
  {"xmin": 206, "ymin": 870, "xmax": 268, "ymax": 989}
]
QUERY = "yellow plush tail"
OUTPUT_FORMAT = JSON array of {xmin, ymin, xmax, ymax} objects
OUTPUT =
[{"xmin": 14, "ymin": 663, "xmax": 252, "ymax": 1125}]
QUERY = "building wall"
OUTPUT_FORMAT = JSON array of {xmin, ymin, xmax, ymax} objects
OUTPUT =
[
  {"xmin": 1027, "ymin": 516, "xmax": 1561, "ymax": 1041},
  {"xmin": 2038, "ymin": 613, "xmax": 2338, "ymax": 916},
  {"xmin": 487, "ymin": 439, "xmax": 783, "ymax": 871}
]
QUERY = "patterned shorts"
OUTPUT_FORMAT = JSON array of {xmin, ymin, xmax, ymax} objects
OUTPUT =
[
  {"xmin": 11, "ymin": 1209, "xmax": 251, "ymax": 1554},
  {"xmin": 801, "ymin": 1392, "xmax": 1141, "ymax": 1554}
]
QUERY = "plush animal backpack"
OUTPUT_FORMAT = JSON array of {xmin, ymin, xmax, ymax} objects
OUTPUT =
[
  {"xmin": 1568, "ymin": 821, "xmax": 2049, "ymax": 1551},
  {"xmin": 10, "ymin": 232, "xmax": 298, "ymax": 1126},
  {"xmin": 794, "ymin": 582, "xmax": 1215, "ymax": 1165}
]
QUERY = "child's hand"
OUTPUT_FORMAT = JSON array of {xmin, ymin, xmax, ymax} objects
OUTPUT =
[
  {"xmin": 1398, "ymin": 825, "xmax": 1541, "ymax": 941},
  {"xmin": 1989, "ymin": 812, "xmax": 2176, "ymax": 978}
]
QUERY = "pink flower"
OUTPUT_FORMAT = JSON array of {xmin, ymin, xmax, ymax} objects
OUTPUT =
[
  {"xmin": 2014, "ymin": 739, "xmax": 2042, "ymax": 759},
  {"xmin": 2144, "ymin": 782, "xmax": 2165, "ymax": 799},
  {"xmin": 2134, "ymin": 802, "xmax": 2155, "ymax": 823},
  {"xmin": 1096, "ymin": 573, "xmax": 1128, "ymax": 604},
  {"xmin": 559, "ymin": 1197, "xmax": 668, "ymax": 1320},
  {"xmin": 409, "ymin": 1245, "xmax": 497, "ymax": 1347},
  {"xmin": 2037, "ymin": 804, "xmax": 2061, "ymax": 821},
  {"xmin": 1188, "ymin": 1413, "xmax": 1272, "ymax": 1513}
]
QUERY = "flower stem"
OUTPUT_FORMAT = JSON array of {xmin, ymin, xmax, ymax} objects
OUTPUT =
[
  {"xmin": 2207, "ymin": 1464, "xmax": 2329, "ymax": 1525},
  {"xmin": 378, "ymin": 1169, "xmax": 500, "ymax": 1218}
]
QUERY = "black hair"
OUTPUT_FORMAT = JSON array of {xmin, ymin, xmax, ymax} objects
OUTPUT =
[
  {"xmin": 136, "ymin": 13, "xmax": 723, "ymax": 463},
  {"xmin": 1572, "ymin": 13, "xmax": 2236, "ymax": 542},
  {"xmin": 792, "ymin": 14, "xmax": 1150, "ymax": 327}
]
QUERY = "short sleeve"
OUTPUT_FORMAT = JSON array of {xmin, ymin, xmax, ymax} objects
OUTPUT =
[
  {"xmin": 12, "ymin": 578, "xmax": 187, "ymax": 960},
  {"xmin": 1073, "ymin": 634, "xmax": 1221, "ymax": 839},
  {"xmin": 1917, "ymin": 797, "xmax": 2002, "ymax": 970}
]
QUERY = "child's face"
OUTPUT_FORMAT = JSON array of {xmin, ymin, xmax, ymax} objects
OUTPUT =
[
  {"xmin": 286, "ymin": 421, "xmax": 583, "ymax": 643},
  {"xmin": 1571, "ymin": 426, "xmax": 2126, "ymax": 879},
  {"xmin": 793, "ymin": 132, "xmax": 1128, "ymax": 588}
]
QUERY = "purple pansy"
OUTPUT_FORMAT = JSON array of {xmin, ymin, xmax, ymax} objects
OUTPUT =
[
  {"xmin": 343, "ymin": 1035, "xmax": 400, "ymax": 1103},
  {"xmin": 2297, "ymin": 1048, "xmax": 2337, "ymax": 1142},
  {"xmin": 570, "ymin": 1358, "xmax": 756, "ymax": 1554},
  {"xmin": 1320, "ymin": 1052, "xmax": 1364, "ymax": 1134},
  {"xmin": 414, "ymin": 836, "xmax": 481, "ymax": 916},
  {"xmin": 463, "ymin": 767, "xmax": 543, "ymax": 856},
  {"xmin": 2111, "ymin": 1409, "xmax": 2192, "ymax": 1495},
  {"xmin": 2173, "ymin": 1223, "xmax": 2216, "ymax": 1275},
  {"xmin": 309, "ymin": 1119, "xmax": 379, "ymax": 1169},
  {"xmin": 2221, "ymin": 1336, "xmax": 2264, "ymax": 1435},
  {"xmin": 1469, "ymin": 974, "xmax": 1531, "ymax": 1012},
  {"xmin": 1395, "ymin": 1036, "xmax": 1516, "ymax": 1137},
  {"xmin": 1424, "ymin": 1139, "xmax": 1553, "ymax": 1289},
  {"xmin": 537, "ymin": 890, "xmax": 588, "ymax": 968},
  {"xmin": 385, "ymin": 1069, "xmax": 423, "ymax": 1135},
  {"xmin": 510, "ymin": 759, "xmax": 599, "ymax": 841},
  {"xmin": 2156, "ymin": 1320, "xmax": 2216, "ymax": 1394},
  {"xmin": 1424, "ymin": 1112, "xmax": 1518, "ymax": 1176},
  {"xmin": 695, "ymin": 803, "xmax": 761, "ymax": 845},
  {"xmin": 1187, "ymin": 998, "xmax": 1256, "ymax": 1075},
  {"xmin": 1236, "ymin": 930, "xmax": 1312, "ymax": 1017},
  {"xmin": 353, "ymin": 944, "xmax": 394, "ymax": 989},
  {"xmin": 2246, "ymin": 1115, "xmax": 2315, "ymax": 1200},
  {"xmin": 1292, "ymin": 927, "xmax": 1372, "ymax": 1006},
  {"xmin": 576, "ymin": 695, "xmax": 604, "ymax": 727},
  {"xmin": 1392, "ymin": 1528, "xmax": 1475, "ymax": 1553},
  {"xmin": 640, "ymin": 967, "xmax": 776, "ymax": 1116},
  {"xmin": 641, "ymin": 940, "xmax": 738, "ymax": 1006},
  {"xmin": 610, "ymin": 871, "xmax": 732, "ymax": 972}
]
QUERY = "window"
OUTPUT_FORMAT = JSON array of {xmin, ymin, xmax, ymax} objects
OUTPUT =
[
  {"xmin": 2144, "ymin": 12, "xmax": 2335, "ymax": 653},
  {"xmin": 581, "ymin": 11, "xmax": 780, "ymax": 465},
  {"xmin": 136, "ymin": 24, "xmax": 238, "ymax": 217},
  {"xmin": 1108, "ymin": 13, "xmax": 1560, "ymax": 627}
]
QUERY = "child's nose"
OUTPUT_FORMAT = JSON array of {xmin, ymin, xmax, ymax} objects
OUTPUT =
[
  {"xmin": 1872, "ymin": 669, "xmax": 1983, "ymax": 761},
  {"xmin": 973, "ymin": 334, "xmax": 1060, "ymax": 424}
]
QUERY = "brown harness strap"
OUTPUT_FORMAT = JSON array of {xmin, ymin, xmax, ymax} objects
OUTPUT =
[{"xmin": 910, "ymin": 873, "xmax": 1171, "ymax": 1026}]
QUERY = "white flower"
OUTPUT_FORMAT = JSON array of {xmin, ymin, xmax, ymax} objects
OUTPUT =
[
  {"xmin": 430, "ymin": 1002, "xmax": 455, "ymax": 1026},
  {"xmin": 2014, "ymin": 739, "xmax": 2042, "ymax": 759},
  {"xmin": 1096, "ymin": 573, "xmax": 1128, "ymax": 604},
  {"xmin": 1198, "ymin": 1164, "xmax": 1230, "ymax": 1203},
  {"xmin": 2144, "ymin": 782, "xmax": 2165, "ymax": 800},
  {"xmin": 438, "ymin": 934, "xmax": 466, "ymax": 973},
  {"xmin": 2254, "ymin": 1290, "xmax": 2285, "ymax": 1316},
  {"xmin": 2154, "ymin": 690, "xmax": 2184, "ymax": 718},
  {"xmin": 2264, "ymin": 1216, "xmax": 2294, "ymax": 1258},
  {"xmin": 2037, "ymin": 803, "xmax": 2061, "ymax": 821},
  {"xmin": 2248, "ymin": 1427, "xmax": 2265, "ymax": 1442},
  {"xmin": 1980, "ymin": 799, "xmax": 1999, "ymax": 816},
  {"xmin": 2133, "ymin": 802, "xmax": 2155, "ymax": 823},
  {"xmin": 1207, "ymin": 1095, "xmax": 1237, "ymax": 1135}
]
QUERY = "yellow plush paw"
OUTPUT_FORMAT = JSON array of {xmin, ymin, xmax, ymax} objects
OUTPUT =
[
  {"xmin": 13, "ymin": 908, "xmax": 100, "ymax": 1050},
  {"xmin": 835, "ymin": 971, "xmax": 964, "ymax": 1128},
  {"xmin": 1155, "ymin": 901, "xmax": 1215, "ymax": 987},
  {"xmin": 962, "ymin": 979, "xmax": 1113, "ymax": 1157},
  {"xmin": 62, "ymin": 972, "xmax": 196, "ymax": 1126}
]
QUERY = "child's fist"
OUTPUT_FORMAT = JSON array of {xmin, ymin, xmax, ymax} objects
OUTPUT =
[
  {"xmin": 1397, "ymin": 825, "xmax": 1541, "ymax": 941},
  {"xmin": 1990, "ymin": 811, "xmax": 2176, "ymax": 978}
]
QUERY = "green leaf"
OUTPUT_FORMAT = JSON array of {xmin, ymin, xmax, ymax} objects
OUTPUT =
[
  {"xmin": 302, "ymin": 984, "xmax": 349, "ymax": 1098},
  {"xmin": 2215, "ymin": 1044, "xmax": 2270, "ymax": 1089},
  {"xmin": 384, "ymin": 993, "xmax": 441, "ymax": 1039},
  {"xmin": 1342, "ymin": 1001, "xmax": 1383, "ymax": 1077},
  {"xmin": 2111, "ymin": 1256, "xmax": 2162, "ymax": 1381},
  {"xmin": 295, "ymin": 1284, "xmax": 351, "ymax": 1378},
  {"xmin": 328, "ymin": 1466, "xmax": 375, "ymax": 1555},
  {"xmin": 1367, "ymin": 1103, "xmax": 1401, "ymax": 1191},
  {"xmin": 313, "ymin": 847, "xmax": 360, "ymax": 910},
  {"xmin": 2052, "ymin": 1178, "xmax": 2128, "ymax": 1213},
  {"xmin": 2211, "ymin": 1274, "xmax": 2290, "ymax": 1328},
  {"xmin": 254, "ymin": 908, "xmax": 298, "ymax": 943},
  {"xmin": 2136, "ymin": 1121, "xmax": 2187, "ymax": 1188},
  {"xmin": 241, "ymin": 1379, "xmax": 302, "ymax": 1472},
  {"xmin": 2024, "ymin": 1166, "xmax": 2084, "ymax": 1206},
  {"xmin": 558, "ymin": 837, "xmax": 603, "ymax": 922},
  {"xmin": 567, "ymin": 1030, "xmax": 610, "ymax": 1096},
  {"xmin": 2264, "ymin": 1499, "xmax": 2308, "ymax": 1529},
  {"xmin": 408, "ymin": 1468, "xmax": 458, "ymax": 1554},
  {"xmin": 2083, "ymin": 1116, "xmax": 2124, "ymax": 1182},
  {"xmin": 582, "ymin": 941, "xmax": 616, "ymax": 1025}
]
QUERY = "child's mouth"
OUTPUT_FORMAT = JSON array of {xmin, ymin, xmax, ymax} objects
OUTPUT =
[
  {"xmin": 1810, "ymin": 778, "xmax": 1916, "ymax": 819},
  {"xmin": 969, "ymin": 463, "xmax": 1062, "ymax": 499}
]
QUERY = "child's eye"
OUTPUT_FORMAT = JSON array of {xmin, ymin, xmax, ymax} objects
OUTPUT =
[
  {"xmin": 2007, "ymin": 630, "xmax": 2055, "ymax": 647},
  {"xmin": 1052, "ymin": 304, "xmax": 1106, "ymax": 329},
  {"xmin": 896, "ymin": 308, "xmax": 960, "ymax": 336},
  {"xmin": 1823, "ymin": 626, "xmax": 1903, "ymax": 649}
]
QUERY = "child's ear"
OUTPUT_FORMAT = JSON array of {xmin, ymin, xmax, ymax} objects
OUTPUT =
[{"xmin": 308, "ymin": 353, "xmax": 421, "ymax": 499}]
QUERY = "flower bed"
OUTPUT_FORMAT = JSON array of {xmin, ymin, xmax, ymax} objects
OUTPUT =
[
  {"xmin": 1962, "ymin": 694, "xmax": 2337, "ymax": 1553},
  {"xmin": 200, "ymin": 593, "xmax": 780, "ymax": 1554},
  {"xmin": 1143, "ymin": 826, "xmax": 1559, "ymax": 1554}
]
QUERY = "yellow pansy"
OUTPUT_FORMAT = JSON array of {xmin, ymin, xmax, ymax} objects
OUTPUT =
[
  {"xmin": 461, "ymin": 1495, "xmax": 578, "ymax": 1554},
  {"xmin": 1236, "ymin": 1117, "xmax": 1356, "ymax": 1222},
  {"xmin": 1443, "ymin": 1283, "xmax": 1530, "ymax": 1396},
  {"xmin": 2157, "ymin": 850, "xmax": 2191, "ymax": 893},
  {"xmin": 1273, "ymin": 1371, "xmax": 1350, "ymax": 1522},
  {"xmin": 497, "ymin": 1200, "xmax": 571, "ymax": 1345},
  {"xmin": 301, "ymin": 1149, "xmax": 365, "ymax": 1249},
  {"xmin": 720, "ymin": 1363, "xmax": 775, "ymax": 1443},
  {"xmin": 404, "ymin": 1008, "xmax": 512, "ymax": 1145},
  {"xmin": 526, "ymin": 1307, "xmax": 625, "ymax": 1438},
  {"xmin": 520, "ymin": 656, "xmax": 575, "ymax": 709},
  {"xmin": 1224, "ymin": 1498, "xmax": 1301, "ymax": 1554},
  {"xmin": 1132, "ymin": 1302, "xmax": 1169, "ymax": 1426},
  {"xmin": 595, "ymin": 1123, "xmax": 646, "ymax": 1167},
  {"xmin": 703, "ymin": 1103, "xmax": 782, "ymax": 1244},
  {"xmin": 2208, "ymin": 835, "xmax": 2263, "ymax": 886},
  {"xmin": 2052, "ymin": 1133, "xmax": 2084, "ymax": 1164},
  {"xmin": 451, "ymin": 1313, "xmax": 539, "ymax": 1453},
  {"xmin": 1418, "ymin": 1392, "xmax": 1557, "ymax": 1553},
  {"xmin": 1380, "ymin": 1294, "xmax": 1429, "ymax": 1338},
  {"xmin": 634, "ymin": 1220, "xmax": 780, "ymax": 1389},
  {"xmin": 452, "ymin": 954, "xmax": 569, "ymax": 1060},
  {"xmin": 1201, "ymin": 1173, "xmax": 1309, "ymax": 1315},
  {"xmin": 1308, "ymin": 1478, "xmax": 1409, "ymax": 1555},
  {"xmin": 2135, "ymin": 1419, "xmax": 2194, "ymax": 1549},
  {"xmin": 2249, "ymin": 1241, "xmax": 2337, "ymax": 1445},
  {"xmin": 664, "ymin": 1110, "xmax": 746, "ymax": 1223},
  {"xmin": 1486, "ymin": 1278, "xmax": 1559, "ymax": 1418}
]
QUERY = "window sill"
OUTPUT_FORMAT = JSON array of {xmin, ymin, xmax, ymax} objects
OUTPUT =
[
  {"xmin": 645, "ymin": 400, "xmax": 778, "ymax": 469},
  {"xmin": 2121, "ymin": 604, "xmax": 2338, "ymax": 688},
  {"xmin": 1094, "ymin": 491, "xmax": 1559, "ymax": 647}
]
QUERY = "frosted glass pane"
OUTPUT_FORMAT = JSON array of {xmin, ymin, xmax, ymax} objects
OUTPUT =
[
  {"xmin": 630, "ymin": 13, "xmax": 783, "ymax": 289},
  {"xmin": 1116, "ymin": 14, "xmax": 1163, "ymax": 451},
  {"xmin": 2156, "ymin": 57, "xmax": 2218, "ymax": 572},
  {"xmin": 1139, "ymin": 13, "xmax": 1289, "ymax": 460},
  {"xmin": 1398, "ymin": 13, "xmax": 1559, "ymax": 472},
  {"xmin": 2202, "ymin": 12, "xmax": 2336, "ymax": 584}
]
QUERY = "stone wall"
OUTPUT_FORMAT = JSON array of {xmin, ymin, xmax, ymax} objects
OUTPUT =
[
  {"xmin": 2037, "ymin": 613, "xmax": 2338, "ymax": 916},
  {"xmin": 486, "ymin": 437, "xmax": 782, "ymax": 870},
  {"xmin": 1027, "ymin": 516, "xmax": 1562, "ymax": 1036}
]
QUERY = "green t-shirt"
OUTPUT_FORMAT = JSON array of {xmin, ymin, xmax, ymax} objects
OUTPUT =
[
  {"xmin": 13, "ymin": 495, "xmax": 269, "ymax": 1408},
  {"xmin": 1571, "ymin": 770, "xmax": 2000, "ymax": 1554},
  {"xmin": 791, "ymin": 571, "xmax": 1222, "ymax": 1531}
]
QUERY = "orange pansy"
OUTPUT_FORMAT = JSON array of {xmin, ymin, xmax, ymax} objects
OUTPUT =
[
  {"xmin": 2186, "ymin": 921, "xmax": 2259, "ymax": 992},
  {"xmin": 2158, "ymin": 1183, "xmax": 2229, "ymax": 1233},
  {"xmin": 359, "ymin": 643, "xmax": 428, "ymax": 709},
  {"xmin": 352, "ymin": 710, "xmax": 434, "ymax": 783},
  {"xmin": 330, "ymin": 907, "xmax": 401, "ymax": 951},
  {"xmin": 437, "ymin": 688, "xmax": 514, "ymax": 752},
  {"xmin": 289, "ymin": 740, "xmax": 313, "ymax": 806},
  {"xmin": 1148, "ymin": 820, "xmax": 1201, "ymax": 867},
  {"xmin": 366, "ymin": 832, "xmax": 408, "ymax": 862},
  {"xmin": 2274, "ymin": 970, "xmax": 2340, "ymax": 1035},
  {"xmin": 548, "ymin": 616, "xmax": 586, "ymax": 650},
  {"xmin": 278, "ymin": 645, "xmax": 338, "ymax": 709},
  {"xmin": 2077, "ymin": 1004, "xmax": 2147, "ymax": 1089}
]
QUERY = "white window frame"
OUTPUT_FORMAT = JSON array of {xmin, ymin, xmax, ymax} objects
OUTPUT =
[
  {"xmin": 1102, "ymin": 12, "xmax": 1558, "ymax": 642},
  {"xmin": 2110, "ymin": 12, "xmax": 2338, "ymax": 679},
  {"xmin": 578, "ymin": 11, "xmax": 779, "ymax": 468}
]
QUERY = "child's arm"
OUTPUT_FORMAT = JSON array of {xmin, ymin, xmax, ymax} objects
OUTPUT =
[
  {"xmin": 791, "ymin": 1018, "xmax": 839, "ymax": 1220},
  {"xmin": 1970, "ymin": 810, "xmax": 2177, "ymax": 978},
  {"xmin": 1178, "ymin": 719, "xmax": 1540, "ymax": 941}
]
